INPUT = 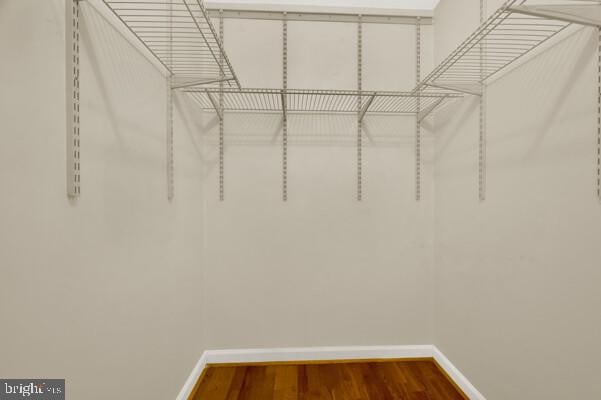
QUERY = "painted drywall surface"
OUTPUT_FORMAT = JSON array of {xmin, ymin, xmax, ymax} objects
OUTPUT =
[
  {"xmin": 433, "ymin": 1, "xmax": 601, "ymax": 399},
  {"xmin": 202, "ymin": 18, "xmax": 436, "ymax": 348},
  {"xmin": 0, "ymin": 1, "xmax": 205, "ymax": 399}
]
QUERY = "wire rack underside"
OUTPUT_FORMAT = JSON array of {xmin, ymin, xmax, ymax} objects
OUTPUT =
[
  {"xmin": 417, "ymin": 0, "xmax": 585, "ymax": 94},
  {"xmin": 102, "ymin": 0, "xmax": 239, "ymax": 87},
  {"xmin": 185, "ymin": 88, "xmax": 460, "ymax": 114}
]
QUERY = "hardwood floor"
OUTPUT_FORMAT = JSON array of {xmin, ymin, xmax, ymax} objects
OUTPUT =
[{"xmin": 189, "ymin": 359, "xmax": 468, "ymax": 400}]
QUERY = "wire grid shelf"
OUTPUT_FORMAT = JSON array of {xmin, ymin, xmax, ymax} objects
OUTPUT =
[
  {"xmin": 184, "ymin": 88, "xmax": 461, "ymax": 115},
  {"xmin": 102, "ymin": 0, "xmax": 239, "ymax": 88},
  {"xmin": 416, "ymin": 0, "xmax": 587, "ymax": 95}
]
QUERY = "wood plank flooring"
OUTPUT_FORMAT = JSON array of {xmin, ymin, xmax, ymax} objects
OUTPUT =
[{"xmin": 190, "ymin": 359, "xmax": 468, "ymax": 400}]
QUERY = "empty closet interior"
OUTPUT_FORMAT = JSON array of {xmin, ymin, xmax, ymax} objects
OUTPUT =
[{"xmin": 2, "ymin": 0, "xmax": 600, "ymax": 399}]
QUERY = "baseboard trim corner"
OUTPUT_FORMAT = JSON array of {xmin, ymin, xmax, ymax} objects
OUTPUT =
[
  {"xmin": 176, "ymin": 352, "xmax": 208, "ymax": 400},
  {"xmin": 432, "ymin": 346, "xmax": 486, "ymax": 400},
  {"xmin": 176, "ymin": 345, "xmax": 486, "ymax": 400}
]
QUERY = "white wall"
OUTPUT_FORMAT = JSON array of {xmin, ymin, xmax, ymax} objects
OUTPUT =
[
  {"xmin": 201, "ymin": 18, "xmax": 436, "ymax": 348},
  {"xmin": 433, "ymin": 0, "xmax": 601, "ymax": 399},
  {"xmin": 0, "ymin": 1, "xmax": 206, "ymax": 399}
]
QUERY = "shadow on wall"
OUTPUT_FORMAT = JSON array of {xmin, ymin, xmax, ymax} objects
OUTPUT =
[
  {"xmin": 433, "ymin": 25, "xmax": 597, "ymax": 167},
  {"xmin": 174, "ymin": 89, "xmax": 431, "ymax": 180},
  {"xmin": 518, "ymin": 28, "xmax": 596, "ymax": 158},
  {"xmin": 80, "ymin": 2, "xmax": 224, "ymax": 183},
  {"xmin": 188, "ymin": 110, "xmax": 425, "ymax": 147},
  {"xmin": 79, "ymin": 2, "xmax": 168, "ymax": 170},
  {"xmin": 175, "ymin": 92, "xmax": 219, "ymax": 180}
]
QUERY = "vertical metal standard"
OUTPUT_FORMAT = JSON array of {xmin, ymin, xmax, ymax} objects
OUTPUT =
[
  {"xmin": 167, "ymin": 0, "xmax": 174, "ymax": 201},
  {"xmin": 167, "ymin": 78, "xmax": 174, "ymax": 201},
  {"xmin": 479, "ymin": 0, "xmax": 487, "ymax": 202},
  {"xmin": 597, "ymin": 27, "xmax": 601, "ymax": 203},
  {"xmin": 219, "ymin": 10, "xmax": 225, "ymax": 202},
  {"xmin": 66, "ymin": 0, "xmax": 80, "ymax": 198},
  {"xmin": 415, "ymin": 17, "xmax": 421, "ymax": 202},
  {"xmin": 282, "ymin": 13, "xmax": 288, "ymax": 202},
  {"xmin": 357, "ymin": 15, "xmax": 363, "ymax": 202},
  {"xmin": 597, "ymin": 27, "xmax": 601, "ymax": 202}
]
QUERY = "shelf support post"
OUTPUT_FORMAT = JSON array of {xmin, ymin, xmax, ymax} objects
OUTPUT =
[
  {"xmin": 282, "ymin": 12, "xmax": 288, "ymax": 202},
  {"xmin": 66, "ymin": 0, "xmax": 81, "ymax": 198},
  {"xmin": 167, "ymin": 0, "xmax": 174, "ymax": 201},
  {"xmin": 357, "ymin": 15, "xmax": 363, "ymax": 202},
  {"xmin": 479, "ymin": 0, "xmax": 487, "ymax": 202},
  {"xmin": 219, "ymin": 9, "xmax": 225, "ymax": 202},
  {"xmin": 167, "ymin": 78, "xmax": 174, "ymax": 201},
  {"xmin": 415, "ymin": 16, "xmax": 422, "ymax": 202},
  {"xmin": 597, "ymin": 26, "xmax": 601, "ymax": 202}
]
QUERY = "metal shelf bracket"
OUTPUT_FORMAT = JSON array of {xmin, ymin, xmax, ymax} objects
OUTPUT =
[
  {"xmin": 359, "ymin": 93, "xmax": 377, "ymax": 123},
  {"xmin": 418, "ymin": 96, "xmax": 447, "ymax": 122},
  {"xmin": 205, "ymin": 91, "xmax": 223, "ymax": 121},
  {"xmin": 425, "ymin": 83, "xmax": 482, "ymax": 97}
]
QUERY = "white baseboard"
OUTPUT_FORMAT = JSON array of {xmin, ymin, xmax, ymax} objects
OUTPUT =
[
  {"xmin": 176, "ymin": 352, "xmax": 208, "ymax": 400},
  {"xmin": 432, "ymin": 346, "xmax": 486, "ymax": 400},
  {"xmin": 204, "ymin": 344, "xmax": 433, "ymax": 364},
  {"xmin": 176, "ymin": 345, "xmax": 485, "ymax": 400}
]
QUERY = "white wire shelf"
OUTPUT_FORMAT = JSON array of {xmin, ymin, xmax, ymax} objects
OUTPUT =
[
  {"xmin": 102, "ymin": 0, "xmax": 240, "ymax": 88},
  {"xmin": 416, "ymin": 0, "xmax": 601, "ymax": 96},
  {"xmin": 184, "ymin": 88, "xmax": 461, "ymax": 116}
]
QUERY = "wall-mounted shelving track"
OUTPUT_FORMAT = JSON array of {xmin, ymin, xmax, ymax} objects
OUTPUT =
[
  {"xmin": 66, "ymin": 0, "xmax": 446, "ymax": 202},
  {"xmin": 65, "ymin": 0, "xmax": 601, "ymax": 202},
  {"xmin": 66, "ymin": 0, "xmax": 81, "ymax": 198},
  {"xmin": 416, "ymin": 0, "xmax": 601, "ymax": 201}
]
